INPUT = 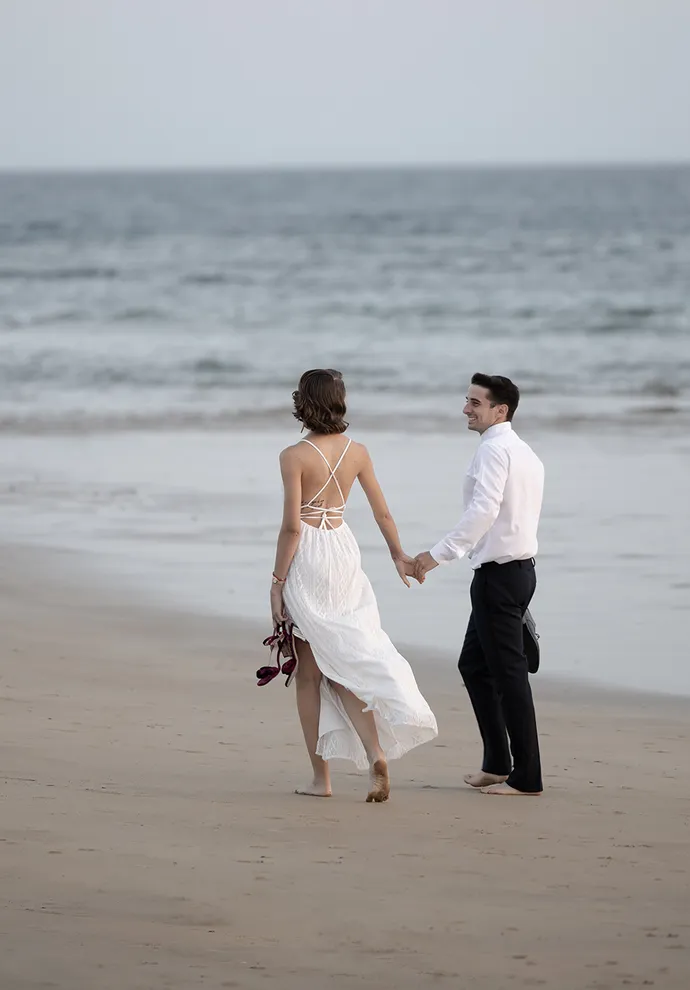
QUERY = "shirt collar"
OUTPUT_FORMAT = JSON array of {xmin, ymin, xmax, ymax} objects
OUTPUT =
[{"xmin": 480, "ymin": 422, "xmax": 512, "ymax": 443}]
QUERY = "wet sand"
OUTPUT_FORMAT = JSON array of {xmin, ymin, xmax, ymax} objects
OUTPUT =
[
  {"xmin": 1, "ymin": 426, "xmax": 689, "ymax": 694},
  {"xmin": 2, "ymin": 544, "xmax": 689, "ymax": 990}
]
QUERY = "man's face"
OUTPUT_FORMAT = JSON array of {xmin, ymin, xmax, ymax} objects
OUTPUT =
[{"xmin": 463, "ymin": 384, "xmax": 507, "ymax": 434}]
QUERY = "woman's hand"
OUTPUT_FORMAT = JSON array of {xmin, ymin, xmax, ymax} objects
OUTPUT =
[
  {"xmin": 392, "ymin": 551, "xmax": 424, "ymax": 587},
  {"xmin": 270, "ymin": 583, "xmax": 287, "ymax": 625}
]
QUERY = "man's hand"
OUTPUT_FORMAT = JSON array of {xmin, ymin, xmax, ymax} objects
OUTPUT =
[
  {"xmin": 414, "ymin": 551, "xmax": 439, "ymax": 583},
  {"xmin": 392, "ymin": 551, "xmax": 424, "ymax": 587}
]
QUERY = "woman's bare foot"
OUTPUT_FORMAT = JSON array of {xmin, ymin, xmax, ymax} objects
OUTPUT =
[
  {"xmin": 295, "ymin": 778, "xmax": 332, "ymax": 797},
  {"xmin": 480, "ymin": 782, "xmax": 542, "ymax": 796},
  {"xmin": 366, "ymin": 759, "xmax": 390, "ymax": 803},
  {"xmin": 464, "ymin": 771, "xmax": 509, "ymax": 789}
]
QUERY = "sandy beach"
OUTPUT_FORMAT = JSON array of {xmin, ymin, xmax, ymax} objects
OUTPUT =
[
  {"xmin": 2, "ymin": 26, "xmax": 690, "ymax": 989},
  {"xmin": 2, "ymin": 543, "xmax": 689, "ymax": 990}
]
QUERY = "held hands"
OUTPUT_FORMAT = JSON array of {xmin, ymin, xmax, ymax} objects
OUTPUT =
[
  {"xmin": 392, "ymin": 550, "xmax": 440, "ymax": 587},
  {"xmin": 392, "ymin": 551, "xmax": 426, "ymax": 587},
  {"xmin": 413, "ymin": 551, "xmax": 439, "ymax": 584}
]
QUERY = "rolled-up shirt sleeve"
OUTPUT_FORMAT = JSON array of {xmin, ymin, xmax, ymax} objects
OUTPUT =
[{"xmin": 430, "ymin": 445, "xmax": 509, "ymax": 563}]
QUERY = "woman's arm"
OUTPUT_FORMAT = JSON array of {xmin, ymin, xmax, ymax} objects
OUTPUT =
[
  {"xmin": 358, "ymin": 446, "xmax": 419, "ymax": 587},
  {"xmin": 270, "ymin": 447, "xmax": 303, "ymax": 623}
]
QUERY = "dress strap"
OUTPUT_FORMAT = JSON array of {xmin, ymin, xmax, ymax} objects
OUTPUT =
[
  {"xmin": 330, "ymin": 438, "xmax": 353, "ymax": 475},
  {"xmin": 300, "ymin": 438, "xmax": 334, "ymax": 469},
  {"xmin": 299, "ymin": 438, "xmax": 352, "ymax": 515},
  {"xmin": 299, "ymin": 438, "xmax": 352, "ymax": 481}
]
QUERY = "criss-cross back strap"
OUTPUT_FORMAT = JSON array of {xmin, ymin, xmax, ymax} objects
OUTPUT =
[{"xmin": 299, "ymin": 437, "xmax": 352, "ymax": 508}]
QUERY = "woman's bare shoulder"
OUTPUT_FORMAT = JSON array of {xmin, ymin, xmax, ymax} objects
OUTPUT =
[
  {"xmin": 279, "ymin": 442, "xmax": 307, "ymax": 465},
  {"xmin": 344, "ymin": 439, "xmax": 372, "ymax": 474},
  {"xmin": 348, "ymin": 438, "xmax": 370, "ymax": 458}
]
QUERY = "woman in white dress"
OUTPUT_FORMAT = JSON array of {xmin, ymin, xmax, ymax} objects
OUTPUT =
[{"xmin": 270, "ymin": 369, "xmax": 438, "ymax": 802}]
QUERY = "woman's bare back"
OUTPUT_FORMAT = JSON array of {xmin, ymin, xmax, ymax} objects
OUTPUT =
[{"xmin": 295, "ymin": 433, "xmax": 364, "ymax": 529}]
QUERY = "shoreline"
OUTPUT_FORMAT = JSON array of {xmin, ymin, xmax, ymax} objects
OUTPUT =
[
  {"xmin": 2, "ymin": 537, "xmax": 690, "ymax": 710},
  {"xmin": 2, "ymin": 424, "xmax": 689, "ymax": 697}
]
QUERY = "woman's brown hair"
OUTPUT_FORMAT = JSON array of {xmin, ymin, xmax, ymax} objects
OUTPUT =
[{"xmin": 292, "ymin": 369, "xmax": 348, "ymax": 435}]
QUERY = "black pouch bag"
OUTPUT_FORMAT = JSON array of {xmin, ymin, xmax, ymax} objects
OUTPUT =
[{"xmin": 523, "ymin": 607, "xmax": 540, "ymax": 674}]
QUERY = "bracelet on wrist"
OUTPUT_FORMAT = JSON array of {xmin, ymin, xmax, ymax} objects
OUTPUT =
[{"xmin": 272, "ymin": 572, "xmax": 286, "ymax": 585}]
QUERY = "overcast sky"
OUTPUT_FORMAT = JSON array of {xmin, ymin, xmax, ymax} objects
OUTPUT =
[{"xmin": 1, "ymin": 0, "xmax": 688, "ymax": 169}]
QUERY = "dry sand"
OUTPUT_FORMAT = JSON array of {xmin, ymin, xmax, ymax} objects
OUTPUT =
[{"xmin": 1, "ymin": 545, "xmax": 689, "ymax": 990}]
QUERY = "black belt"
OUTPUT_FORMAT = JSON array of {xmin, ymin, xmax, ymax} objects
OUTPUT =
[{"xmin": 478, "ymin": 557, "xmax": 535, "ymax": 570}]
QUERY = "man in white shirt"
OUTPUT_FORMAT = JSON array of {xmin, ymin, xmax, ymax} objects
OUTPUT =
[{"xmin": 414, "ymin": 374, "xmax": 544, "ymax": 796}]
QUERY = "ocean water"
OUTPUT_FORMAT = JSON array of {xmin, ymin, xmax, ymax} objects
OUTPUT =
[
  {"xmin": 1, "ymin": 166, "xmax": 690, "ymax": 431},
  {"xmin": 1, "ymin": 168, "xmax": 689, "ymax": 695}
]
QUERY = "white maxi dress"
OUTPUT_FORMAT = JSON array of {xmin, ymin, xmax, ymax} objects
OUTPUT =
[{"xmin": 282, "ymin": 438, "xmax": 438, "ymax": 770}]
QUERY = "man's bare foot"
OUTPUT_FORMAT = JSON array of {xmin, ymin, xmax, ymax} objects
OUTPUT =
[
  {"xmin": 366, "ymin": 759, "xmax": 390, "ymax": 803},
  {"xmin": 480, "ymin": 782, "xmax": 542, "ymax": 796},
  {"xmin": 295, "ymin": 779, "xmax": 332, "ymax": 797},
  {"xmin": 464, "ymin": 771, "xmax": 509, "ymax": 789}
]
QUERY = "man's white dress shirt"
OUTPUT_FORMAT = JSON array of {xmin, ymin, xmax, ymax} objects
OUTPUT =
[{"xmin": 430, "ymin": 422, "xmax": 544, "ymax": 569}]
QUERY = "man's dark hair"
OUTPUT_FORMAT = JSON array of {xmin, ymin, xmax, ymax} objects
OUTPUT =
[{"xmin": 471, "ymin": 373, "xmax": 520, "ymax": 421}]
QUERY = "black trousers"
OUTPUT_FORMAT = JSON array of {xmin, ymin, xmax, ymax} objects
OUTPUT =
[{"xmin": 458, "ymin": 559, "xmax": 542, "ymax": 793}]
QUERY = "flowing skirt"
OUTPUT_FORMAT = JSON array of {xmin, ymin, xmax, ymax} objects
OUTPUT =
[{"xmin": 283, "ymin": 521, "xmax": 438, "ymax": 770}]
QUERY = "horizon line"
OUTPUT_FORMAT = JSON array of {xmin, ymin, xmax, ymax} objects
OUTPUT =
[{"xmin": 1, "ymin": 159, "xmax": 689, "ymax": 176}]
